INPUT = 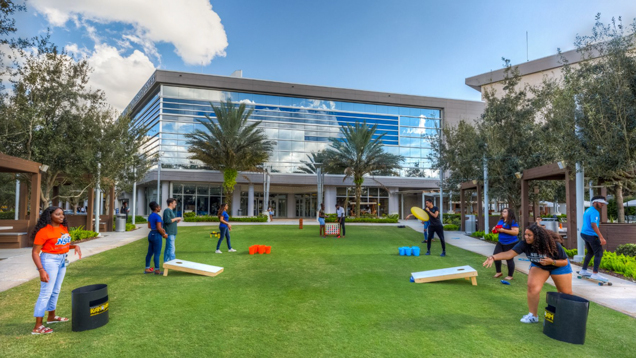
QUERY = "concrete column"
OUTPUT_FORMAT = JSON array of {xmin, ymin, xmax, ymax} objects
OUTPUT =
[
  {"xmin": 324, "ymin": 186, "xmax": 337, "ymax": 214},
  {"xmin": 232, "ymin": 186, "xmax": 241, "ymax": 216},
  {"xmin": 389, "ymin": 188, "xmax": 399, "ymax": 215},
  {"xmin": 248, "ymin": 184, "xmax": 255, "ymax": 216},
  {"xmin": 287, "ymin": 193, "xmax": 296, "ymax": 218},
  {"xmin": 137, "ymin": 186, "xmax": 146, "ymax": 216},
  {"xmin": 161, "ymin": 182, "xmax": 170, "ymax": 207}
]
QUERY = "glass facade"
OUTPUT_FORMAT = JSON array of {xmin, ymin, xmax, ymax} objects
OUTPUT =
[
  {"xmin": 336, "ymin": 187, "xmax": 390, "ymax": 216},
  {"xmin": 132, "ymin": 85, "xmax": 441, "ymax": 178}
]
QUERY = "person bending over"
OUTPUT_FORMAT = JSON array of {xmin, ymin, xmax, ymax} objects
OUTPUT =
[
  {"xmin": 483, "ymin": 223, "xmax": 572, "ymax": 324},
  {"xmin": 491, "ymin": 208, "xmax": 520, "ymax": 280}
]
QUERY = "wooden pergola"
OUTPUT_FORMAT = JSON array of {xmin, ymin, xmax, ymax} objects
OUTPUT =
[
  {"xmin": 50, "ymin": 177, "xmax": 115, "ymax": 232},
  {"xmin": 520, "ymin": 162, "xmax": 606, "ymax": 249},
  {"xmin": 459, "ymin": 181, "xmax": 483, "ymax": 231},
  {"xmin": 0, "ymin": 153, "xmax": 41, "ymax": 248}
]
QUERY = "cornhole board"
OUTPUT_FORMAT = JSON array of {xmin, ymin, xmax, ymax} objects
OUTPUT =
[
  {"xmin": 411, "ymin": 207, "xmax": 429, "ymax": 222},
  {"xmin": 411, "ymin": 265, "xmax": 478, "ymax": 286},
  {"xmin": 325, "ymin": 223, "xmax": 340, "ymax": 236},
  {"xmin": 163, "ymin": 259, "xmax": 224, "ymax": 277}
]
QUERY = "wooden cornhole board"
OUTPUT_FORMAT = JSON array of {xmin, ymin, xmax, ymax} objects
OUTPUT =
[
  {"xmin": 163, "ymin": 259, "xmax": 223, "ymax": 277},
  {"xmin": 411, "ymin": 265, "xmax": 478, "ymax": 286}
]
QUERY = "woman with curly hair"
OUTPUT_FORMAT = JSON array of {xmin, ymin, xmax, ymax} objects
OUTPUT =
[
  {"xmin": 483, "ymin": 223, "xmax": 572, "ymax": 324},
  {"xmin": 31, "ymin": 206, "xmax": 82, "ymax": 335}
]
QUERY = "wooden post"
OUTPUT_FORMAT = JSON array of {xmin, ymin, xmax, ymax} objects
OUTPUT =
[
  {"xmin": 108, "ymin": 186, "xmax": 115, "ymax": 231},
  {"xmin": 476, "ymin": 185, "xmax": 483, "ymax": 231},
  {"xmin": 86, "ymin": 188, "xmax": 94, "ymax": 232},
  {"xmin": 299, "ymin": 218, "xmax": 303, "ymax": 229},
  {"xmin": 564, "ymin": 170, "xmax": 577, "ymax": 249},
  {"xmin": 52, "ymin": 186, "xmax": 59, "ymax": 207},
  {"xmin": 521, "ymin": 178, "xmax": 529, "ymax": 233},
  {"xmin": 460, "ymin": 189, "xmax": 465, "ymax": 231},
  {"xmin": 18, "ymin": 181, "xmax": 28, "ymax": 220},
  {"xmin": 28, "ymin": 172, "xmax": 41, "ymax": 244}
]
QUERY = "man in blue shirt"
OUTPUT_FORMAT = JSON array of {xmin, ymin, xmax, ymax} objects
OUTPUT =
[{"xmin": 579, "ymin": 195, "xmax": 609, "ymax": 282}]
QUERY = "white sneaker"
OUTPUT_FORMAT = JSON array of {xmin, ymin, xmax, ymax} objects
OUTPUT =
[
  {"xmin": 228, "ymin": 248, "xmax": 237, "ymax": 252},
  {"xmin": 215, "ymin": 250, "xmax": 222, "ymax": 254},
  {"xmin": 520, "ymin": 313, "xmax": 539, "ymax": 324},
  {"xmin": 579, "ymin": 269, "xmax": 592, "ymax": 277},
  {"xmin": 591, "ymin": 273, "xmax": 608, "ymax": 282}
]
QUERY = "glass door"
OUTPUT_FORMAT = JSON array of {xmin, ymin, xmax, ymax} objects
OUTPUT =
[
  {"xmin": 277, "ymin": 195, "xmax": 287, "ymax": 217},
  {"xmin": 196, "ymin": 196, "xmax": 209, "ymax": 216}
]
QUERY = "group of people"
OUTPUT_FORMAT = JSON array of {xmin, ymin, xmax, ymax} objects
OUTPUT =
[
  {"xmin": 27, "ymin": 194, "xmax": 610, "ymax": 334},
  {"xmin": 317, "ymin": 202, "xmax": 347, "ymax": 238}
]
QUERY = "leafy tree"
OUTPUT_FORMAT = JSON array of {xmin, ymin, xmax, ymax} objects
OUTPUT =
[
  {"xmin": 186, "ymin": 100, "xmax": 275, "ymax": 211},
  {"xmin": 545, "ymin": 15, "xmax": 636, "ymax": 222},
  {"xmin": 324, "ymin": 122, "xmax": 403, "ymax": 217}
]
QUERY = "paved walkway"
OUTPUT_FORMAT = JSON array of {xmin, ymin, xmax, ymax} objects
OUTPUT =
[
  {"xmin": 0, "ymin": 226, "xmax": 150, "ymax": 293},
  {"xmin": 400, "ymin": 220, "xmax": 636, "ymax": 318},
  {"xmin": 1, "ymin": 220, "xmax": 635, "ymax": 318}
]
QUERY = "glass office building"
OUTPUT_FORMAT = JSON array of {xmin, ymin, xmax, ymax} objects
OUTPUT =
[{"xmin": 126, "ymin": 70, "xmax": 484, "ymax": 217}]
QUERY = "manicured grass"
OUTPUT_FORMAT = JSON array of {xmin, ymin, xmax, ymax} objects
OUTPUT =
[{"xmin": 0, "ymin": 226, "xmax": 634, "ymax": 357}]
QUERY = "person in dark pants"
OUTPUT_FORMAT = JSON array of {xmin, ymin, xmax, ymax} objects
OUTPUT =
[
  {"xmin": 120, "ymin": 202, "xmax": 130, "ymax": 222},
  {"xmin": 579, "ymin": 196, "xmax": 609, "ymax": 282},
  {"xmin": 491, "ymin": 208, "xmax": 520, "ymax": 280},
  {"xmin": 424, "ymin": 199, "xmax": 446, "ymax": 256},
  {"xmin": 145, "ymin": 201, "xmax": 167, "ymax": 275},
  {"xmin": 336, "ymin": 203, "xmax": 346, "ymax": 238},
  {"xmin": 216, "ymin": 203, "xmax": 236, "ymax": 253}
]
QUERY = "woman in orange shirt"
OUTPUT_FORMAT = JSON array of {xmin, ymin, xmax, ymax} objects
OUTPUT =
[{"xmin": 31, "ymin": 206, "xmax": 82, "ymax": 335}]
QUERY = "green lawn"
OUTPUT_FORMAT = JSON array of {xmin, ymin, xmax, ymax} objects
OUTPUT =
[{"xmin": 0, "ymin": 226, "xmax": 634, "ymax": 357}]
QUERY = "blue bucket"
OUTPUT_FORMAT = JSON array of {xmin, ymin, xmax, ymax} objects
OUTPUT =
[
  {"xmin": 404, "ymin": 247, "xmax": 412, "ymax": 256},
  {"xmin": 399, "ymin": 247, "xmax": 405, "ymax": 256},
  {"xmin": 412, "ymin": 246, "xmax": 420, "ymax": 256}
]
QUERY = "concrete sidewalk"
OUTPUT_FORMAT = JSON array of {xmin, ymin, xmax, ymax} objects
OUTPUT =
[
  {"xmin": 0, "ymin": 226, "xmax": 149, "ymax": 293},
  {"xmin": 400, "ymin": 220, "xmax": 636, "ymax": 318}
]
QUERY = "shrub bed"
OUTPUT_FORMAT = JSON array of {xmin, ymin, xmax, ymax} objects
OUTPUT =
[
  {"xmin": 184, "ymin": 215, "xmax": 268, "ymax": 222},
  {"xmin": 469, "ymin": 231, "xmax": 485, "ymax": 238},
  {"xmin": 126, "ymin": 215, "xmax": 147, "ymax": 224},
  {"xmin": 324, "ymin": 213, "xmax": 399, "ymax": 223},
  {"xmin": 443, "ymin": 224, "xmax": 459, "ymax": 231},
  {"xmin": 126, "ymin": 223, "xmax": 137, "ymax": 231},
  {"xmin": 616, "ymin": 243, "xmax": 636, "ymax": 257},
  {"xmin": 69, "ymin": 226, "xmax": 98, "ymax": 241},
  {"xmin": 484, "ymin": 233, "xmax": 498, "ymax": 242},
  {"xmin": 443, "ymin": 213, "xmax": 461, "ymax": 226},
  {"xmin": 0, "ymin": 211, "xmax": 15, "ymax": 220},
  {"xmin": 599, "ymin": 251, "xmax": 636, "ymax": 280}
]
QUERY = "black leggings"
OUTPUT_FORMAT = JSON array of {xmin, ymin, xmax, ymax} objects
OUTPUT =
[
  {"xmin": 427, "ymin": 225, "xmax": 446, "ymax": 252},
  {"xmin": 581, "ymin": 233, "xmax": 603, "ymax": 272},
  {"xmin": 493, "ymin": 242, "xmax": 517, "ymax": 277}
]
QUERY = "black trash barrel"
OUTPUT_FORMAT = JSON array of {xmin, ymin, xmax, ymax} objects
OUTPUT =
[
  {"xmin": 543, "ymin": 292, "xmax": 589, "ymax": 344},
  {"xmin": 72, "ymin": 284, "xmax": 109, "ymax": 332}
]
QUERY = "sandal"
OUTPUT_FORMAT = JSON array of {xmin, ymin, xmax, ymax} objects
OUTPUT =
[
  {"xmin": 493, "ymin": 273, "xmax": 503, "ymax": 278},
  {"xmin": 144, "ymin": 268, "xmax": 154, "ymax": 274},
  {"xmin": 504, "ymin": 276, "xmax": 513, "ymax": 281},
  {"xmin": 47, "ymin": 316, "xmax": 69, "ymax": 324},
  {"xmin": 154, "ymin": 270, "xmax": 163, "ymax": 275},
  {"xmin": 32, "ymin": 325, "xmax": 53, "ymax": 335}
]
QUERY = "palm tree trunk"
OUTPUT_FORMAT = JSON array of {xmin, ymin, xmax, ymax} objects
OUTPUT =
[
  {"xmin": 355, "ymin": 184, "xmax": 362, "ymax": 218},
  {"xmin": 223, "ymin": 169, "xmax": 238, "ymax": 212}
]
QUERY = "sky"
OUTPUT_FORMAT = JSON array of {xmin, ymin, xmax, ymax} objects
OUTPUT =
[{"xmin": 17, "ymin": 0, "xmax": 636, "ymax": 112}]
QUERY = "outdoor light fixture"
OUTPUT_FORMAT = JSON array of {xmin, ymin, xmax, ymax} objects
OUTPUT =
[
  {"xmin": 456, "ymin": 183, "xmax": 461, "ymax": 189},
  {"xmin": 515, "ymin": 172, "xmax": 523, "ymax": 179},
  {"xmin": 557, "ymin": 161, "xmax": 565, "ymax": 170},
  {"xmin": 472, "ymin": 180, "xmax": 478, "ymax": 185},
  {"xmin": 39, "ymin": 164, "xmax": 49, "ymax": 173}
]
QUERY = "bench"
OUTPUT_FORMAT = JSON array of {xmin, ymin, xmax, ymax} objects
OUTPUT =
[{"xmin": 0, "ymin": 232, "xmax": 29, "ymax": 249}]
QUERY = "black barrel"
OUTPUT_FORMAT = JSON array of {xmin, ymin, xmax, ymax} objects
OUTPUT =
[
  {"xmin": 543, "ymin": 292, "xmax": 589, "ymax": 344},
  {"xmin": 72, "ymin": 284, "xmax": 109, "ymax": 332}
]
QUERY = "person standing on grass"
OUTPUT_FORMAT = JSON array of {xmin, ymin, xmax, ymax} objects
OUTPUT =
[
  {"xmin": 336, "ymin": 202, "xmax": 346, "ymax": 238},
  {"xmin": 163, "ymin": 198, "xmax": 182, "ymax": 263},
  {"xmin": 483, "ymin": 223, "xmax": 572, "ymax": 324},
  {"xmin": 318, "ymin": 203, "xmax": 326, "ymax": 237},
  {"xmin": 579, "ymin": 196, "xmax": 609, "ymax": 282},
  {"xmin": 145, "ymin": 201, "xmax": 167, "ymax": 275},
  {"xmin": 491, "ymin": 208, "xmax": 520, "ymax": 280},
  {"xmin": 424, "ymin": 199, "xmax": 446, "ymax": 256},
  {"xmin": 216, "ymin": 203, "xmax": 237, "ymax": 253},
  {"xmin": 31, "ymin": 206, "xmax": 82, "ymax": 335},
  {"xmin": 405, "ymin": 212, "xmax": 430, "ymax": 243}
]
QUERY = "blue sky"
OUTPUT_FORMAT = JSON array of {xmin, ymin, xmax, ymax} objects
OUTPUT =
[{"xmin": 18, "ymin": 1, "xmax": 636, "ymax": 110}]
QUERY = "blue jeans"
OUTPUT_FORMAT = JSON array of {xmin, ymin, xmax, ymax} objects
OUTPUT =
[
  {"xmin": 217, "ymin": 226, "xmax": 232, "ymax": 250},
  {"xmin": 164, "ymin": 235, "xmax": 176, "ymax": 262},
  {"xmin": 531, "ymin": 260, "xmax": 573, "ymax": 275},
  {"xmin": 145, "ymin": 231, "xmax": 163, "ymax": 269},
  {"xmin": 34, "ymin": 253, "xmax": 67, "ymax": 317}
]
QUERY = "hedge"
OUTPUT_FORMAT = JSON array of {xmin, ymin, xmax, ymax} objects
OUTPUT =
[
  {"xmin": 616, "ymin": 243, "xmax": 636, "ymax": 257},
  {"xmin": 443, "ymin": 224, "xmax": 459, "ymax": 231},
  {"xmin": 125, "ymin": 223, "xmax": 136, "ymax": 231},
  {"xmin": 0, "ymin": 211, "xmax": 15, "ymax": 220},
  {"xmin": 443, "ymin": 213, "xmax": 461, "ymax": 226},
  {"xmin": 599, "ymin": 251, "xmax": 636, "ymax": 280},
  {"xmin": 324, "ymin": 213, "xmax": 399, "ymax": 223},
  {"xmin": 184, "ymin": 215, "xmax": 268, "ymax": 222},
  {"xmin": 484, "ymin": 233, "xmax": 499, "ymax": 242},
  {"xmin": 470, "ymin": 231, "xmax": 485, "ymax": 238},
  {"xmin": 127, "ymin": 215, "xmax": 147, "ymax": 224}
]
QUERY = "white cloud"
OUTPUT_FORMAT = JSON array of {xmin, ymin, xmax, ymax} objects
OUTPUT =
[
  {"xmin": 30, "ymin": 0, "xmax": 228, "ymax": 65},
  {"xmin": 82, "ymin": 44, "xmax": 156, "ymax": 112}
]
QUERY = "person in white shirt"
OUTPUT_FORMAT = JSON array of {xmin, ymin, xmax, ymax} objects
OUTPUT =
[{"xmin": 335, "ymin": 203, "xmax": 346, "ymax": 238}]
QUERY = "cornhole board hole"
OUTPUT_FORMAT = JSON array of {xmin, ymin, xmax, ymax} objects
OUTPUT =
[
  {"xmin": 163, "ymin": 259, "xmax": 224, "ymax": 277},
  {"xmin": 325, "ymin": 223, "xmax": 340, "ymax": 236},
  {"xmin": 411, "ymin": 265, "xmax": 478, "ymax": 286},
  {"xmin": 411, "ymin": 207, "xmax": 429, "ymax": 222}
]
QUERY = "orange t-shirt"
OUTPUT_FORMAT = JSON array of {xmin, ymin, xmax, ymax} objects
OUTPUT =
[{"xmin": 34, "ymin": 225, "xmax": 71, "ymax": 254}]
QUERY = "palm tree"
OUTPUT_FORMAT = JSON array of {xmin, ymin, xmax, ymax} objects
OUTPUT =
[
  {"xmin": 324, "ymin": 122, "xmax": 403, "ymax": 217},
  {"xmin": 294, "ymin": 151, "xmax": 328, "ymax": 174},
  {"xmin": 186, "ymin": 100, "xmax": 275, "ymax": 212}
]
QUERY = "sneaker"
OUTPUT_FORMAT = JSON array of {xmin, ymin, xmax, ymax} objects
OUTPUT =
[
  {"xmin": 579, "ymin": 269, "xmax": 592, "ymax": 277},
  {"xmin": 520, "ymin": 313, "xmax": 539, "ymax": 324},
  {"xmin": 591, "ymin": 273, "xmax": 608, "ymax": 282},
  {"xmin": 425, "ymin": 251, "xmax": 430, "ymax": 256},
  {"xmin": 215, "ymin": 250, "xmax": 222, "ymax": 254},
  {"xmin": 228, "ymin": 248, "xmax": 237, "ymax": 252},
  {"xmin": 422, "ymin": 240, "xmax": 428, "ymax": 243},
  {"xmin": 440, "ymin": 252, "xmax": 446, "ymax": 257}
]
